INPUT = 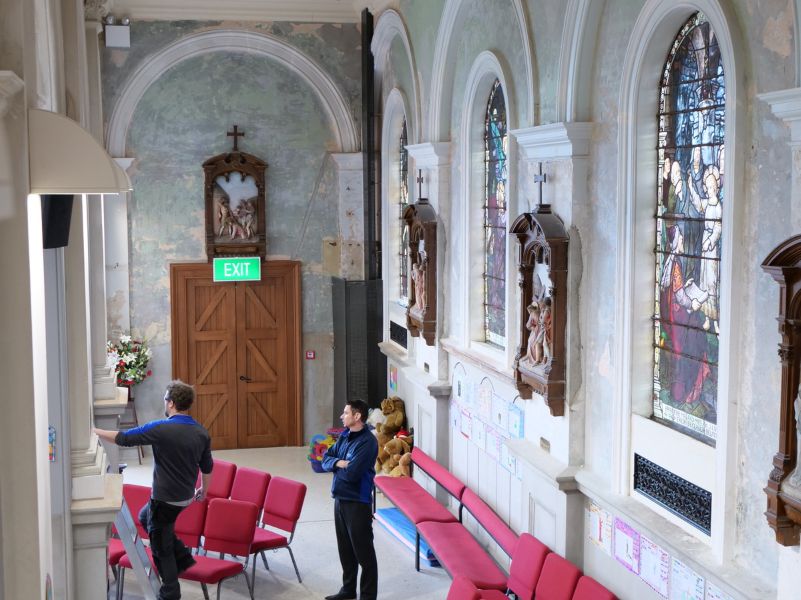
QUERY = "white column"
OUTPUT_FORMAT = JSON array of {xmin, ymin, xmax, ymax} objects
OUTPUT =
[
  {"xmin": 65, "ymin": 195, "xmax": 108, "ymax": 498},
  {"xmin": 330, "ymin": 152, "xmax": 365, "ymax": 280},
  {"xmin": 0, "ymin": 72, "xmax": 53, "ymax": 600}
]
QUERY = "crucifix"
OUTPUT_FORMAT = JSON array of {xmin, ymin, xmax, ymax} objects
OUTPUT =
[
  {"xmin": 416, "ymin": 169, "xmax": 424, "ymax": 200},
  {"xmin": 533, "ymin": 162, "xmax": 547, "ymax": 209},
  {"xmin": 227, "ymin": 125, "xmax": 245, "ymax": 151}
]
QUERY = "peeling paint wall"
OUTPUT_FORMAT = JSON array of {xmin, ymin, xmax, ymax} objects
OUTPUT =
[{"xmin": 101, "ymin": 21, "xmax": 361, "ymax": 441}]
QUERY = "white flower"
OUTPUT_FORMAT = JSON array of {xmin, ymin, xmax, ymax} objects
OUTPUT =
[{"xmin": 120, "ymin": 334, "xmax": 131, "ymax": 344}]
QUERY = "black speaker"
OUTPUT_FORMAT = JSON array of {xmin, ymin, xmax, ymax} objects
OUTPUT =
[{"xmin": 41, "ymin": 194, "xmax": 74, "ymax": 249}]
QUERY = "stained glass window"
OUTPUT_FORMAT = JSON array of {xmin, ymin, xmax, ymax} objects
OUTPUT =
[
  {"xmin": 653, "ymin": 13, "xmax": 724, "ymax": 445},
  {"xmin": 484, "ymin": 80, "xmax": 508, "ymax": 347},
  {"xmin": 399, "ymin": 119, "xmax": 409, "ymax": 304}
]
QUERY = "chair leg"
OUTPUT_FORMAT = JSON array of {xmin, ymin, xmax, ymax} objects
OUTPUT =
[
  {"xmin": 287, "ymin": 546, "xmax": 302, "ymax": 583},
  {"xmin": 243, "ymin": 570, "xmax": 254, "ymax": 600},
  {"xmin": 216, "ymin": 581, "xmax": 223, "ymax": 600},
  {"xmin": 260, "ymin": 552, "xmax": 269, "ymax": 571},
  {"xmin": 116, "ymin": 567, "xmax": 125, "ymax": 600},
  {"xmin": 200, "ymin": 582, "xmax": 210, "ymax": 600}
]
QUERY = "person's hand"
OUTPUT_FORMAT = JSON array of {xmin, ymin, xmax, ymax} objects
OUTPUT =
[
  {"xmin": 684, "ymin": 278, "xmax": 694, "ymax": 287},
  {"xmin": 336, "ymin": 459, "xmax": 350, "ymax": 469},
  {"xmin": 691, "ymin": 299, "xmax": 701, "ymax": 312},
  {"xmin": 195, "ymin": 488, "xmax": 207, "ymax": 502}
]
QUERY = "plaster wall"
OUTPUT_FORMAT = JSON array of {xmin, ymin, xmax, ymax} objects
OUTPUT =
[{"xmin": 101, "ymin": 21, "xmax": 362, "ymax": 441}]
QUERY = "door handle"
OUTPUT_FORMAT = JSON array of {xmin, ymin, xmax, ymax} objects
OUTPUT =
[{"xmin": 239, "ymin": 375, "xmax": 252, "ymax": 382}]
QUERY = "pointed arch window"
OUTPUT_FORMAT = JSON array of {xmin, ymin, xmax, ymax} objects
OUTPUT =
[
  {"xmin": 398, "ymin": 119, "xmax": 410, "ymax": 304},
  {"xmin": 653, "ymin": 12, "xmax": 724, "ymax": 445},
  {"xmin": 483, "ymin": 80, "xmax": 508, "ymax": 347}
]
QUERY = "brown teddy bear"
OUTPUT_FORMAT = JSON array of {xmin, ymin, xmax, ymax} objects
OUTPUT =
[
  {"xmin": 374, "ymin": 397, "xmax": 406, "ymax": 471},
  {"xmin": 389, "ymin": 452, "xmax": 412, "ymax": 477},
  {"xmin": 379, "ymin": 436, "xmax": 411, "ymax": 474}
]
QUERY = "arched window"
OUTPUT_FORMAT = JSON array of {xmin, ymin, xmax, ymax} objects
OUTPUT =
[
  {"xmin": 653, "ymin": 12, "xmax": 724, "ymax": 445},
  {"xmin": 483, "ymin": 80, "xmax": 508, "ymax": 348},
  {"xmin": 398, "ymin": 119, "xmax": 410, "ymax": 304}
]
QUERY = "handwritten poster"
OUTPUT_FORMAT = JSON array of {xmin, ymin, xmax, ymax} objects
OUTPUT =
[
  {"xmin": 452, "ymin": 363, "xmax": 468, "ymax": 406},
  {"xmin": 472, "ymin": 415, "xmax": 486, "ymax": 451},
  {"xmin": 508, "ymin": 403, "xmax": 525, "ymax": 439},
  {"xmin": 460, "ymin": 409, "xmax": 472, "ymax": 439},
  {"xmin": 491, "ymin": 395, "xmax": 508, "ymax": 432},
  {"xmin": 639, "ymin": 535, "xmax": 669, "ymax": 597},
  {"xmin": 450, "ymin": 401, "xmax": 459, "ymax": 430},
  {"xmin": 477, "ymin": 379, "xmax": 493, "ymax": 422},
  {"xmin": 588, "ymin": 504, "xmax": 613, "ymax": 555},
  {"xmin": 669, "ymin": 558, "xmax": 704, "ymax": 600},
  {"xmin": 389, "ymin": 365, "xmax": 398, "ymax": 392},
  {"xmin": 485, "ymin": 427, "xmax": 502, "ymax": 460},
  {"xmin": 613, "ymin": 517, "xmax": 641, "ymax": 575},
  {"xmin": 500, "ymin": 443, "xmax": 517, "ymax": 474},
  {"xmin": 704, "ymin": 582, "xmax": 734, "ymax": 600}
]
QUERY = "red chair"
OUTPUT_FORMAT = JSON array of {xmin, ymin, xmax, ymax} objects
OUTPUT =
[
  {"xmin": 249, "ymin": 476, "xmax": 307, "ymax": 586},
  {"xmin": 123, "ymin": 483, "xmax": 153, "ymax": 540},
  {"xmin": 229, "ymin": 466, "xmax": 270, "ymax": 512},
  {"xmin": 506, "ymin": 533, "xmax": 551, "ymax": 600},
  {"xmin": 447, "ymin": 576, "xmax": 508, "ymax": 600},
  {"xmin": 175, "ymin": 498, "xmax": 208, "ymax": 549},
  {"xmin": 116, "ymin": 499, "xmax": 207, "ymax": 600},
  {"xmin": 197, "ymin": 459, "xmax": 237, "ymax": 499},
  {"xmin": 572, "ymin": 575, "xmax": 617, "ymax": 600},
  {"xmin": 535, "ymin": 553, "xmax": 582, "ymax": 600},
  {"xmin": 180, "ymin": 498, "xmax": 260, "ymax": 599}
]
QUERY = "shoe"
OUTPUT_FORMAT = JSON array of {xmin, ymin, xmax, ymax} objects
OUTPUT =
[
  {"xmin": 176, "ymin": 555, "xmax": 196, "ymax": 575},
  {"xmin": 324, "ymin": 593, "xmax": 356, "ymax": 600}
]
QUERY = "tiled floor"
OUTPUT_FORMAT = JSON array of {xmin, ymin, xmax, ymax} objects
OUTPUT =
[{"xmin": 110, "ymin": 446, "xmax": 452, "ymax": 599}]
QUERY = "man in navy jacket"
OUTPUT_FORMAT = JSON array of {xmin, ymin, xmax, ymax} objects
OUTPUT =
[{"xmin": 322, "ymin": 399, "xmax": 379, "ymax": 600}]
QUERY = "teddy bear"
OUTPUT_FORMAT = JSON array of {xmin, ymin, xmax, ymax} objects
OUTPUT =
[
  {"xmin": 374, "ymin": 397, "xmax": 406, "ymax": 450},
  {"xmin": 389, "ymin": 452, "xmax": 412, "ymax": 477},
  {"xmin": 378, "ymin": 436, "xmax": 411, "ymax": 474}
]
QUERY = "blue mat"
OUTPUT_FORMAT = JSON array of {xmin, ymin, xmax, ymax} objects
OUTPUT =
[{"xmin": 375, "ymin": 507, "xmax": 440, "ymax": 567}]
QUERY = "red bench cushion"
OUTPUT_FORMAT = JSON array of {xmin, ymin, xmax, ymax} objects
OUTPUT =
[
  {"xmin": 376, "ymin": 475, "xmax": 458, "ymax": 524},
  {"xmin": 461, "ymin": 488, "xmax": 518, "ymax": 556},
  {"xmin": 572, "ymin": 575, "xmax": 616, "ymax": 600},
  {"xmin": 535, "ymin": 553, "xmax": 581, "ymax": 600},
  {"xmin": 447, "ymin": 575, "xmax": 509, "ymax": 600},
  {"xmin": 507, "ymin": 533, "xmax": 550, "ymax": 600},
  {"xmin": 411, "ymin": 448, "xmax": 466, "ymax": 500},
  {"xmin": 417, "ymin": 521, "xmax": 508, "ymax": 590}
]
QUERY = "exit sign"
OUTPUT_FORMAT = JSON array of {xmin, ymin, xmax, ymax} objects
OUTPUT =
[{"xmin": 213, "ymin": 257, "xmax": 261, "ymax": 282}]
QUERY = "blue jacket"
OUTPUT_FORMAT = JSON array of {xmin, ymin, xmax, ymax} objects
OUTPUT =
[
  {"xmin": 116, "ymin": 414, "xmax": 213, "ymax": 503},
  {"xmin": 321, "ymin": 426, "xmax": 378, "ymax": 504}
]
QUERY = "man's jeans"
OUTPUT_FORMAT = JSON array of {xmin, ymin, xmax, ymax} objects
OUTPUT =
[{"xmin": 139, "ymin": 499, "xmax": 192, "ymax": 600}]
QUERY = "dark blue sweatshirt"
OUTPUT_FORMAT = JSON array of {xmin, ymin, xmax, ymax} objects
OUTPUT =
[
  {"xmin": 116, "ymin": 414, "xmax": 213, "ymax": 503},
  {"xmin": 322, "ymin": 427, "xmax": 378, "ymax": 504}
]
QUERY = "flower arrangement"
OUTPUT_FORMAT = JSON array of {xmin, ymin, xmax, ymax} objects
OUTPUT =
[{"xmin": 107, "ymin": 334, "xmax": 153, "ymax": 387}]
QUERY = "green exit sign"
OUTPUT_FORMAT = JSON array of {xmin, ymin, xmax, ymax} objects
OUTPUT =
[{"xmin": 213, "ymin": 257, "xmax": 261, "ymax": 282}]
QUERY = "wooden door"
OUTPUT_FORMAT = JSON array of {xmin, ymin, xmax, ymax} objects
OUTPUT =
[{"xmin": 171, "ymin": 261, "xmax": 302, "ymax": 449}]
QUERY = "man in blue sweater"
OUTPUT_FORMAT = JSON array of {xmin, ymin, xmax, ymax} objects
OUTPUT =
[
  {"xmin": 95, "ymin": 380, "xmax": 213, "ymax": 600},
  {"xmin": 322, "ymin": 399, "xmax": 379, "ymax": 600}
]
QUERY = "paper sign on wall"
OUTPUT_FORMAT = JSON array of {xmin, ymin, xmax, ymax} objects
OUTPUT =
[
  {"xmin": 472, "ymin": 415, "xmax": 486, "ymax": 451},
  {"xmin": 613, "ymin": 517, "xmax": 641, "ymax": 575},
  {"xmin": 460, "ymin": 409, "xmax": 472, "ymax": 439},
  {"xmin": 491, "ymin": 394, "xmax": 508, "ymax": 431},
  {"xmin": 588, "ymin": 504, "xmax": 612, "ymax": 556},
  {"xmin": 639, "ymin": 535, "xmax": 669, "ymax": 598},
  {"xmin": 389, "ymin": 365, "xmax": 398, "ymax": 392},
  {"xmin": 485, "ymin": 427, "xmax": 502, "ymax": 460},
  {"xmin": 669, "ymin": 558, "xmax": 704, "ymax": 600},
  {"xmin": 500, "ymin": 443, "xmax": 516, "ymax": 474},
  {"xmin": 508, "ymin": 403, "xmax": 525, "ymax": 439},
  {"xmin": 704, "ymin": 581, "xmax": 734, "ymax": 600}
]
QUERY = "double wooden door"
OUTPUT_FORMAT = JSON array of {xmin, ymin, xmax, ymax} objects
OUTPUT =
[{"xmin": 171, "ymin": 261, "xmax": 301, "ymax": 449}]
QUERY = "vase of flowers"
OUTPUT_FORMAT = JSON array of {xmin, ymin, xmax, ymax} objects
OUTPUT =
[{"xmin": 107, "ymin": 334, "xmax": 153, "ymax": 388}]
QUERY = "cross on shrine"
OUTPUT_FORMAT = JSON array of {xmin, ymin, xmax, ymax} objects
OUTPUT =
[
  {"xmin": 416, "ymin": 169, "xmax": 424, "ymax": 199},
  {"xmin": 533, "ymin": 162, "xmax": 547, "ymax": 208},
  {"xmin": 227, "ymin": 125, "xmax": 245, "ymax": 151}
]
